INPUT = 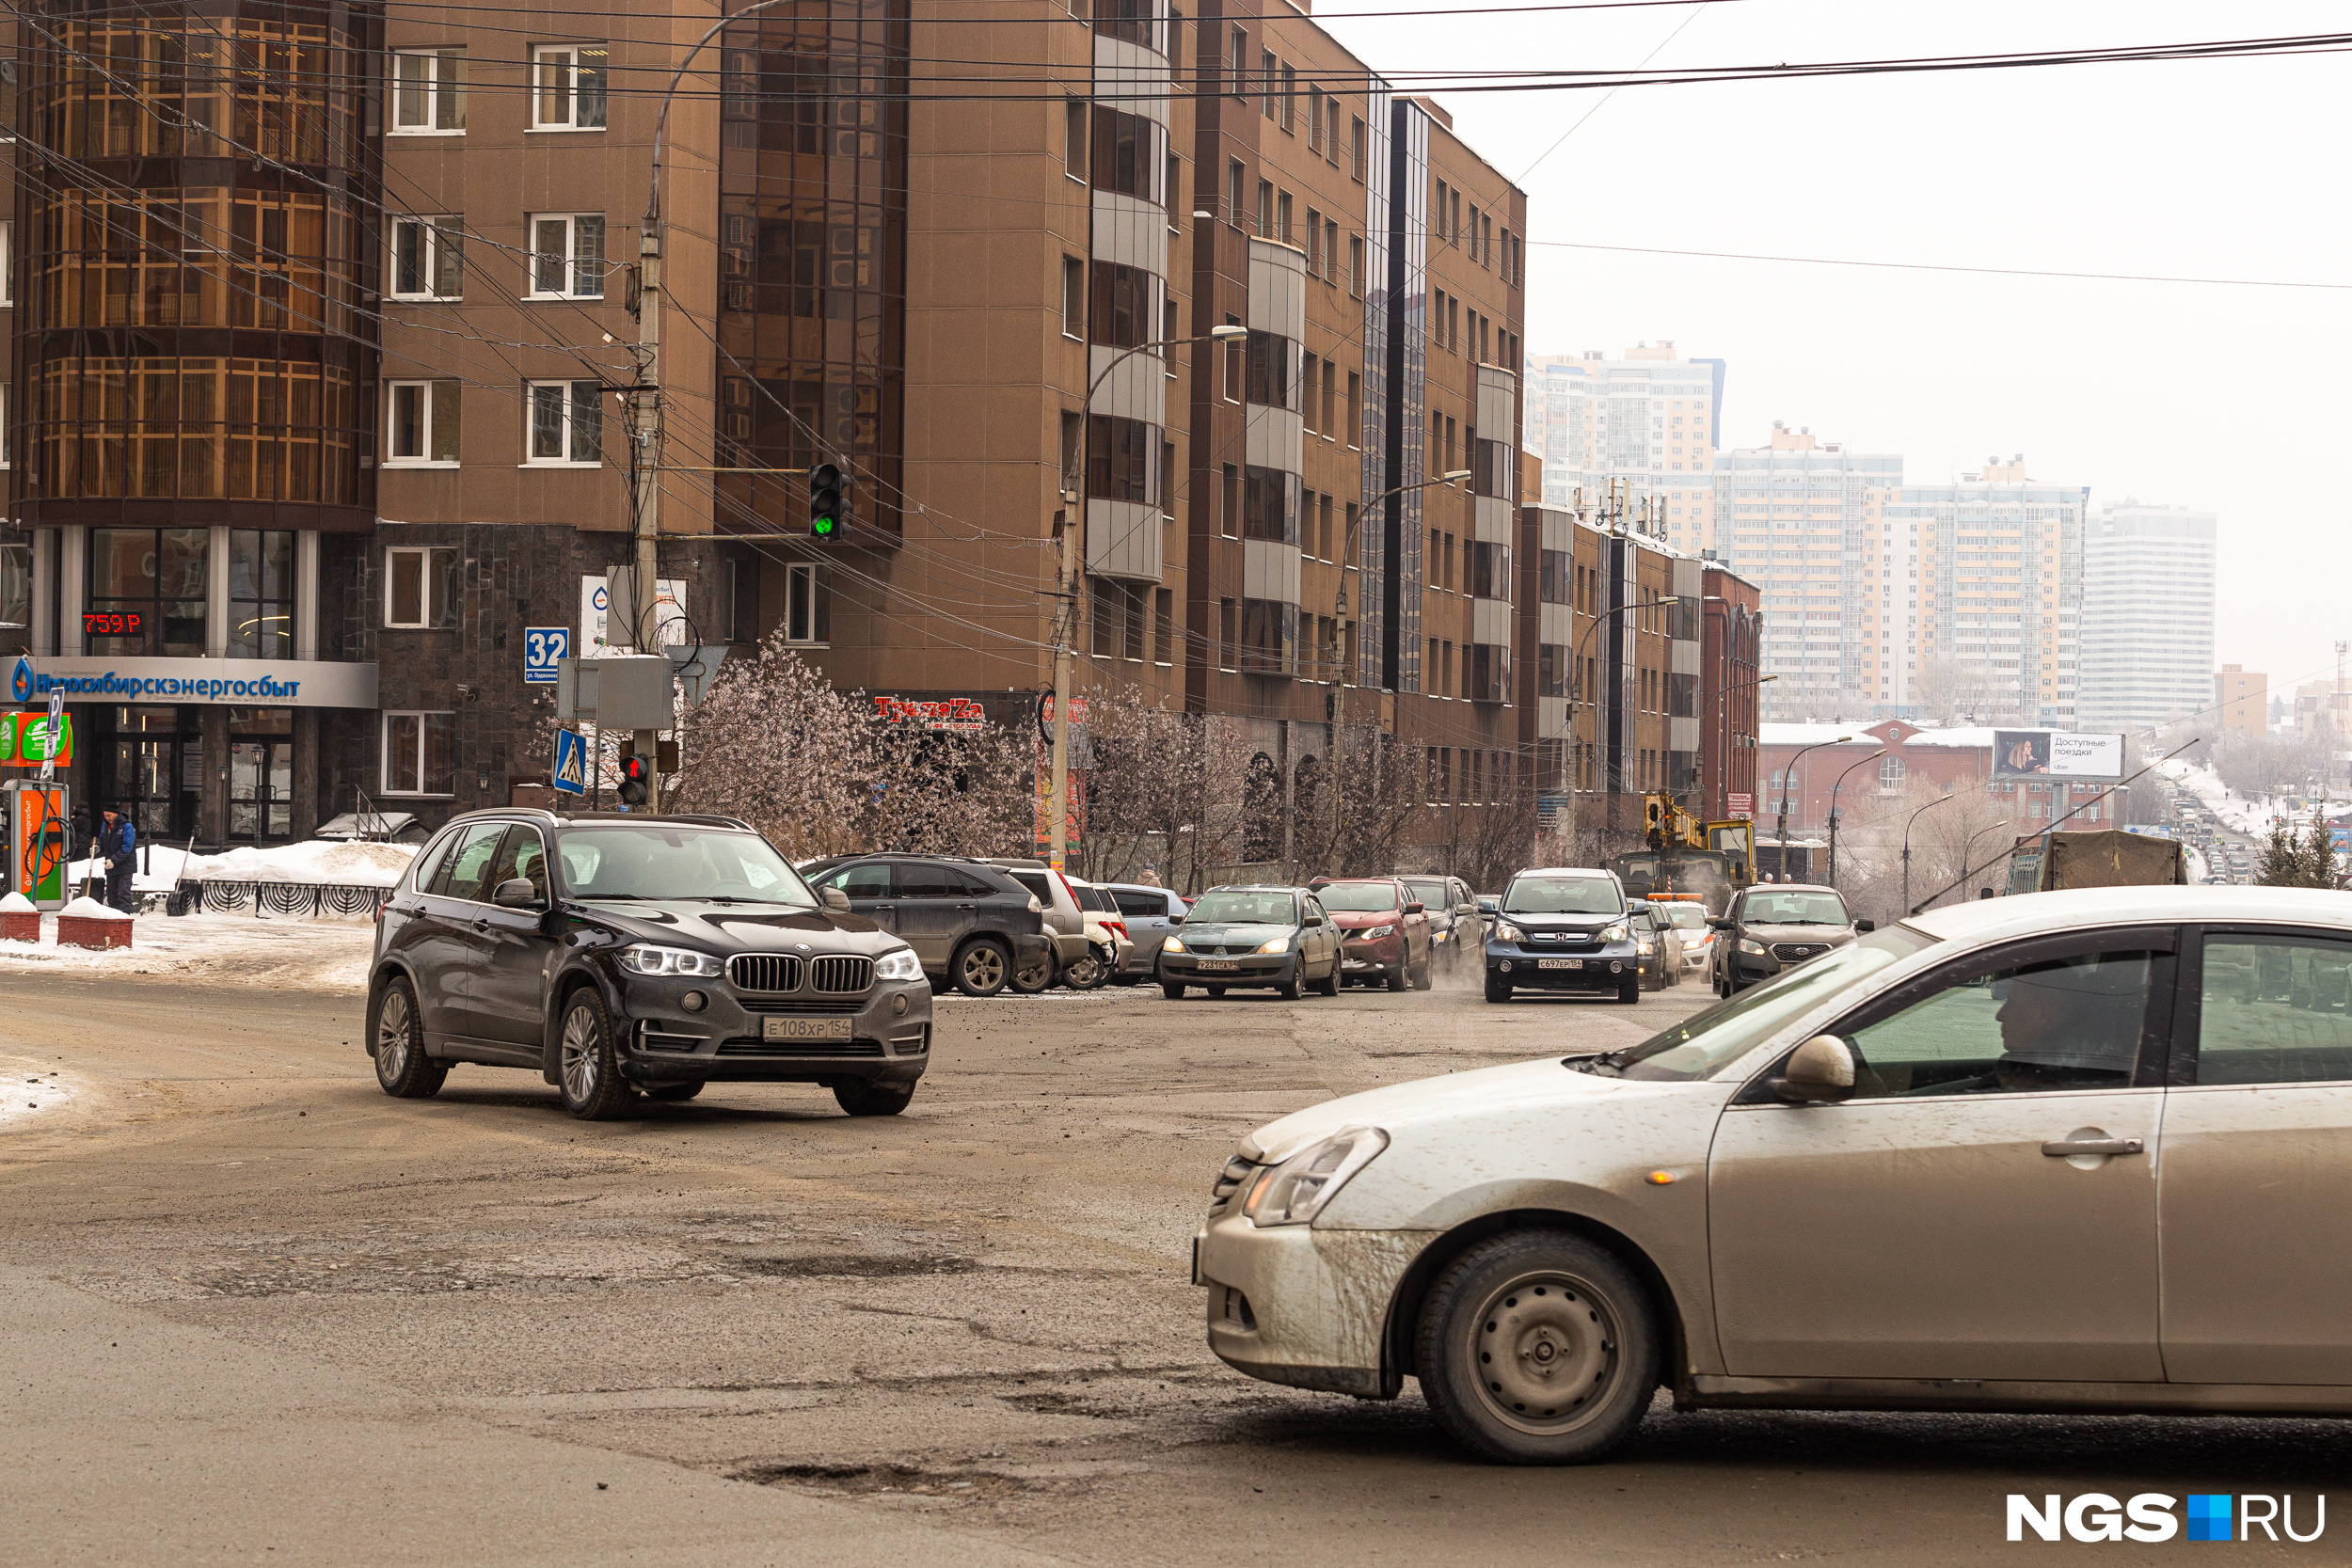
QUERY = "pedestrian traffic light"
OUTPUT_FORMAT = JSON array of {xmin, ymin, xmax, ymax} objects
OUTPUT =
[
  {"xmin": 808, "ymin": 462, "xmax": 846, "ymax": 539},
  {"xmin": 618, "ymin": 752, "xmax": 651, "ymax": 806}
]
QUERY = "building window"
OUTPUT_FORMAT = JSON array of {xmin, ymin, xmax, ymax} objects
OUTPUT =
[
  {"xmin": 1219, "ymin": 598, "xmax": 1237, "ymax": 669},
  {"xmin": 1255, "ymin": 180, "xmax": 1273, "ymax": 237},
  {"xmin": 1089, "ymin": 261, "xmax": 1159, "ymax": 349},
  {"xmin": 1228, "ymin": 26, "xmax": 1247, "ymax": 97},
  {"xmin": 1260, "ymin": 50, "xmax": 1277, "ymax": 118},
  {"xmin": 1061, "ymin": 255, "xmax": 1085, "ymax": 338},
  {"xmin": 1346, "ymin": 371, "xmax": 1360, "ymax": 443},
  {"xmin": 1064, "ymin": 98, "xmax": 1088, "ymax": 179},
  {"xmin": 527, "ymin": 381, "xmax": 603, "ymax": 465},
  {"xmin": 87, "ymin": 528, "xmax": 207, "ymax": 656},
  {"xmin": 1279, "ymin": 64, "xmax": 1295, "ymax": 129},
  {"xmin": 0, "ymin": 383, "xmax": 10, "ymax": 468},
  {"xmin": 386, "ymin": 380, "xmax": 461, "ymax": 466},
  {"xmin": 1307, "ymin": 86, "xmax": 1325, "ymax": 150},
  {"xmin": 0, "ymin": 221, "xmax": 11, "ymax": 306},
  {"xmin": 1154, "ymin": 587, "xmax": 1174, "ymax": 665},
  {"xmin": 385, "ymin": 546, "xmax": 459, "ymax": 629},
  {"xmin": 1226, "ymin": 159, "xmax": 1245, "ymax": 225},
  {"xmin": 382, "ymin": 712, "xmax": 455, "ymax": 797},
  {"xmin": 1350, "ymin": 116, "xmax": 1366, "ymax": 182},
  {"xmin": 1276, "ymin": 190, "xmax": 1292, "ymax": 243},
  {"xmin": 228, "ymin": 530, "xmax": 294, "ymax": 659},
  {"xmin": 1324, "ymin": 218, "xmax": 1339, "ymax": 282},
  {"xmin": 1090, "ymin": 105, "xmax": 1160, "ymax": 202},
  {"xmin": 391, "ymin": 48, "xmax": 466, "ymax": 134},
  {"xmin": 782, "ymin": 562, "xmax": 829, "ymax": 644},
  {"xmin": 529, "ymin": 214, "xmax": 604, "ymax": 297},
  {"xmin": 389, "ymin": 216, "xmax": 462, "ymax": 299},
  {"xmin": 1244, "ymin": 329, "xmax": 1294, "ymax": 409},
  {"xmin": 1879, "ymin": 754, "xmax": 1907, "ymax": 790},
  {"xmin": 531, "ymin": 44, "xmax": 608, "ymax": 130},
  {"xmin": 1058, "ymin": 410, "xmax": 1083, "ymax": 498},
  {"xmin": 1087, "ymin": 414, "xmax": 1158, "ymax": 504}
]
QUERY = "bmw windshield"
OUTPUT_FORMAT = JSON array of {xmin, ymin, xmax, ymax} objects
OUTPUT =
[{"xmin": 553, "ymin": 826, "xmax": 818, "ymax": 907}]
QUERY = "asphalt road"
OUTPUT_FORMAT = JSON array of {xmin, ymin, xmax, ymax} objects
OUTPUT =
[{"xmin": 3, "ymin": 958, "xmax": 2344, "ymax": 1565}]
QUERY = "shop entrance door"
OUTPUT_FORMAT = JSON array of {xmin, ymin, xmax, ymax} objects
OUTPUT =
[
  {"xmin": 103, "ymin": 705, "xmax": 199, "ymax": 843},
  {"xmin": 229, "ymin": 741, "xmax": 292, "ymax": 841}
]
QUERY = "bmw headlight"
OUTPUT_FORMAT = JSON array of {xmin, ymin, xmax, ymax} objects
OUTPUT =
[
  {"xmin": 617, "ymin": 943, "xmax": 724, "ymax": 977},
  {"xmin": 1636, "ymin": 940, "xmax": 1655, "ymax": 955},
  {"xmin": 873, "ymin": 946, "xmax": 923, "ymax": 982},
  {"xmin": 1258, "ymin": 936, "xmax": 1291, "ymax": 955},
  {"xmin": 1163, "ymin": 935, "xmax": 1185, "ymax": 953},
  {"xmin": 1740, "ymin": 937, "xmax": 1767, "ymax": 956},
  {"xmin": 1243, "ymin": 1126, "xmax": 1390, "ymax": 1227},
  {"xmin": 1359, "ymin": 924, "xmax": 1395, "ymax": 940},
  {"xmin": 1601, "ymin": 923, "xmax": 1629, "ymax": 943},
  {"xmin": 1493, "ymin": 920, "xmax": 1524, "ymax": 943}
]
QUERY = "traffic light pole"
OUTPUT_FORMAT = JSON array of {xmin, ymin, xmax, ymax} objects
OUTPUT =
[
  {"xmin": 630, "ymin": 227, "xmax": 663, "ymax": 815},
  {"xmin": 1048, "ymin": 516, "xmax": 1076, "ymax": 872}
]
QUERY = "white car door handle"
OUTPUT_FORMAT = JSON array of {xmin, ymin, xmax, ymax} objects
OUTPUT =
[{"xmin": 2042, "ymin": 1137, "xmax": 2144, "ymax": 1157}]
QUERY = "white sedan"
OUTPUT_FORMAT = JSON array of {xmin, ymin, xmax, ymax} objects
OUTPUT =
[{"xmin": 1194, "ymin": 886, "xmax": 2352, "ymax": 1463}]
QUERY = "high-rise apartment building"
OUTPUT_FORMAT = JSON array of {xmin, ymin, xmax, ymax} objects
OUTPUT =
[
  {"xmin": 1522, "ymin": 343, "xmax": 1724, "ymax": 555},
  {"xmin": 1710, "ymin": 425, "xmax": 1901, "ymax": 722},
  {"xmin": 2075, "ymin": 501, "xmax": 2216, "ymax": 732},
  {"xmin": 1883, "ymin": 457, "xmax": 2087, "ymax": 729},
  {"xmin": 2214, "ymin": 664, "xmax": 2267, "ymax": 738},
  {"xmin": 4, "ymin": 0, "xmax": 1555, "ymax": 856}
]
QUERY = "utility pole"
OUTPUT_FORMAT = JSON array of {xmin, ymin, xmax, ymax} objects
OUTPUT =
[
  {"xmin": 1048, "ymin": 509, "xmax": 1077, "ymax": 871},
  {"xmin": 630, "ymin": 227, "xmax": 663, "ymax": 816}
]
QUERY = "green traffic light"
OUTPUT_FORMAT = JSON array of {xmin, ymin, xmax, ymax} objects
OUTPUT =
[{"xmin": 813, "ymin": 514, "xmax": 838, "ymax": 538}]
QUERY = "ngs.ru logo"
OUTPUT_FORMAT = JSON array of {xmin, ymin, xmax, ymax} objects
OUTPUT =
[{"xmin": 2008, "ymin": 1494, "xmax": 2326, "ymax": 1543}]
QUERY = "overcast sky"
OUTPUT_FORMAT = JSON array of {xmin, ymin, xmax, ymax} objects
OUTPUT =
[{"xmin": 1323, "ymin": 0, "xmax": 2349, "ymax": 711}]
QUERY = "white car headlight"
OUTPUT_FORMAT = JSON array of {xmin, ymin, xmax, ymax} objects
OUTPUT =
[
  {"xmin": 1601, "ymin": 923, "xmax": 1629, "ymax": 943},
  {"xmin": 618, "ymin": 943, "xmax": 724, "ymax": 977},
  {"xmin": 873, "ymin": 947, "xmax": 923, "ymax": 982},
  {"xmin": 1258, "ymin": 936, "xmax": 1291, "ymax": 955},
  {"xmin": 1163, "ymin": 935, "xmax": 1185, "ymax": 953},
  {"xmin": 1493, "ymin": 920, "xmax": 1524, "ymax": 943},
  {"xmin": 1359, "ymin": 924, "xmax": 1394, "ymax": 940},
  {"xmin": 1637, "ymin": 940, "xmax": 1655, "ymax": 955},
  {"xmin": 1243, "ymin": 1126, "xmax": 1391, "ymax": 1227},
  {"xmin": 1740, "ymin": 937, "xmax": 1767, "ymax": 956}
]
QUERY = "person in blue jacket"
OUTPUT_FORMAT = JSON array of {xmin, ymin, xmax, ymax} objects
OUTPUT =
[{"xmin": 96, "ymin": 805, "xmax": 136, "ymax": 914}]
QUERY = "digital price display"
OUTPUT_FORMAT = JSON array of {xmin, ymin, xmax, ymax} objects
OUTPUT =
[{"xmin": 82, "ymin": 611, "xmax": 142, "ymax": 638}]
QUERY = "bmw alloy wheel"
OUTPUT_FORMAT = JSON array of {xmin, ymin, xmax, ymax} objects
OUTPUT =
[
  {"xmin": 561, "ymin": 1003, "xmax": 600, "ymax": 1103},
  {"xmin": 376, "ymin": 987, "xmax": 412, "ymax": 1081}
]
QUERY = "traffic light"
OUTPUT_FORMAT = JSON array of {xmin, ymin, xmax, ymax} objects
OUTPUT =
[
  {"xmin": 618, "ymin": 752, "xmax": 652, "ymax": 806},
  {"xmin": 808, "ymin": 462, "xmax": 846, "ymax": 539}
]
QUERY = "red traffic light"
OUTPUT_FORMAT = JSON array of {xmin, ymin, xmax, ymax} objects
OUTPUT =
[{"xmin": 619, "ymin": 752, "xmax": 652, "ymax": 805}]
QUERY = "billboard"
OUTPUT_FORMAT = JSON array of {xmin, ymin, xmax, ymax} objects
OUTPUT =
[{"xmin": 1992, "ymin": 730, "xmax": 2124, "ymax": 782}]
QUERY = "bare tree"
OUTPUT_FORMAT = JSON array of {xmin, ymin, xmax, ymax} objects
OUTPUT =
[{"xmin": 2211, "ymin": 730, "xmax": 2327, "ymax": 804}]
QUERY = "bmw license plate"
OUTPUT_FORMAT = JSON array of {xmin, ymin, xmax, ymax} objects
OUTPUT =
[
  {"xmin": 1197, "ymin": 959, "xmax": 1239, "ymax": 972},
  {"xmin": 1537, "ymin": 958, "xmax": 1581, "ymax": 971},
  {"xmin": 763, "ymin": 1016, "xmax": 853, "ymax": 1042}
]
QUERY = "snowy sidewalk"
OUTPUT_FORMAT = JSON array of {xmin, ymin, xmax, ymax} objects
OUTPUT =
[
  {"xmin": 0, "ymin": 911, "xmax": 375, "ymax": 990},
  {"xmin": 61, "ymin": 837, "xmax": 420, "ymax": 898}
]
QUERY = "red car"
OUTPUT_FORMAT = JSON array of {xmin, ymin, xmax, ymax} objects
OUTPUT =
[{"xmin": 1308, "ymin": 877, "xmax": 1433, "ymax": 991}]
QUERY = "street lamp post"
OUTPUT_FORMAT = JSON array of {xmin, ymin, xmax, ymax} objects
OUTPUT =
[
  {"xmin": 1772, "ymin": 735, "xmax": 1854, "ymax": 882},
  {"xmin": 1824, "ymin": 748, "xmax": 1887, "ymax": 889},
  {"xmin": 1328, "ymin": 468, "xmax": 1472, "ymax": 865},
  {"xmin": 1901, "ymin": 790, "xmax": 1962, "ymax": 914},
  {"xmin": 1567, "ymin": 597, "xmax": 1672, "ymax": 863},
  {"xmin": 1952, "ymin": 816, "xmax": 2015, "ymax": 904},
  {"xmin": 1047, "ymin": 325, "xmax": 1248, "ymax": 870},
  {"xmin": 1703, "ymin": 670, "xmax": 1775, "ymax": 820}
]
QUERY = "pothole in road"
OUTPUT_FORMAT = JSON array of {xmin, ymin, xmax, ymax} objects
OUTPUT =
[
  {"xmin": 733, "ymin": 1253, "xmax": 977, "ymax": 1279},
  {"xmin": 733, "ymin": 1461, "xmax": 1041, "ymax": 1500}
]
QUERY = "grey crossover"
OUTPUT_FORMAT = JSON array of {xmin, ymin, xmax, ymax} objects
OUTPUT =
[{"xmin": 368, "ymin": 810, "xmax": 933, "ymax": 1119}]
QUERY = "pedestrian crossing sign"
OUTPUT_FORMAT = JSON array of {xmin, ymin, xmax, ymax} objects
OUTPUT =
[{"xmin": 553, "ymin": 728, "xmax": 588, "ymax": 797}]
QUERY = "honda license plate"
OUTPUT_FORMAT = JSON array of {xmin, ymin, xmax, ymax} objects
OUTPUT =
[
  {"xmin": 1197, "ymin": 959, "xmax": 1240, "ymax": 972},
  {"xmin": 763, "ymin": 1016, "xmax": 853, "ymax": 1042},
  {"xmin": 1537, "ymin": 958, "xmax": 1581, "ymax": 971}
]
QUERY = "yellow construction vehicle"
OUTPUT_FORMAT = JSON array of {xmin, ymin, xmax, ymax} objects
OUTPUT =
[{"xmin": 1613, "ymin": 794, "xmax": 1755, "ymax": 916}]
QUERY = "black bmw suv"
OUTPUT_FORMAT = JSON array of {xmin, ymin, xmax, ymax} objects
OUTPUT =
[{"xmin": 367, "ymin": 809, "xmax": 931, "ymax": 1119}]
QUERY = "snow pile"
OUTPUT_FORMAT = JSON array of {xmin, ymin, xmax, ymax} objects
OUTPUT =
[
  {"xmin": 0, "ymin": 1060, "xmax": 78, "ymax": 1131},
  {"xmin": 0, "ymin": 911, "xmax": 373, "ymax": 990},
  {"xmin": 59, "ymin": 896, "xmax": 127, "ymax": 921},
  {"xmin": 0, "ymin": 892, "xmax": 33, "ymax": 913},
  {"xmin": 72, "ymin": 837, "xmax": 420, "ymax": 893}
]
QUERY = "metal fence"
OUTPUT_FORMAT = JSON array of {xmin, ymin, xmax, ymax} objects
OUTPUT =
[{"xmin": 172, "ymin": 881, "xmax": 393, "ymax": 920}]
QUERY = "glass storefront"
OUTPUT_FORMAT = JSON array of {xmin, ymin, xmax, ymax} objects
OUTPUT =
[
  {"xmin": 102, "ymin": 705, "xmax": 201, "ymax": 841},
  {"xmin": 229, "ymin": 707, "xmax": 293, "ymax": 840}
]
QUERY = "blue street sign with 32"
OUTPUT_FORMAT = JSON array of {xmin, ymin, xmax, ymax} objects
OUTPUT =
[{"xmin": 525, "ymin": 626, "xmax": 570, "ymax": 684}]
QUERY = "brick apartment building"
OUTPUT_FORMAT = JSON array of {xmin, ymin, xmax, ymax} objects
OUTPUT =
[
  {"xmin": 0, "ymin": 0, "xmax": 1762, "ymax": 870},
  {"xmin": 1757, "ymin": 719, "xmax": 2124, "ymax": 840}
]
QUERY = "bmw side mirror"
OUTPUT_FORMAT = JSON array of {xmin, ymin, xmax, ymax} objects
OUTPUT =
[
  {"xmin": 492, "ymin": 878, "xmax": 542, "ymax": 910},
  {"xmin": 1853, "ymin": 918, "xmax": 1876, "ymax": 933},
  {"xmin": 821, "ymin": 887, "xmax": 852, "ymax": 913},
  {"xmin": 1771, "ymin": 1035, "xmax": 1857, "ymax": 1105}
]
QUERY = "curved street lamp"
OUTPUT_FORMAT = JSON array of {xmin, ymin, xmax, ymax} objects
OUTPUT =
[
  {"xmin": 1824, "ymin": 748, "xmax": 1887, "ymax": 889},
  {"xmin": 1771, "ymin": 735, "xmax": 1854, "ymax": 881},
  {"xmin": 1902, "ymin": 790, "xmax": 1963, "ymax": 914}
]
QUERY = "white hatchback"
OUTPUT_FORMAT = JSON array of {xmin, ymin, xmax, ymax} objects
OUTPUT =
[{"xmin": 1195, "ymin": 886, "xmax": 2352, "ymax": 1463}]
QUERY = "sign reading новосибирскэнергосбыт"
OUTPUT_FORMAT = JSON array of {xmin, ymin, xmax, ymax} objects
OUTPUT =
[{"xmin": 11, "ymin": 657, "xmax": 378, "ymax": 709}]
